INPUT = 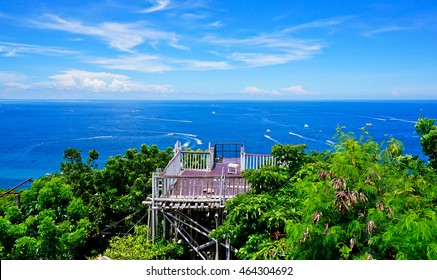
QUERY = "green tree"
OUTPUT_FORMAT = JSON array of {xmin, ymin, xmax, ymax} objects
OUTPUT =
[
  {"xmin": 284, "ymin": 129, "xmax": 437, "ymax": 260},
  {"xmin": 1, "ymin": 177, "xmax": 91, "ymax": 259},
  {"xmin": 100, "ymin": 225, "xmax": 186, "ymax": 260},
  {"xmin": 415, "ymin": 116, "xmax": 437, "ymax": 169},
  {"xmin": 1, "ymin": 144, "xmax": 173, "ymax": 260},
  {"xmin": 59, "ymin": 144, "xmax": 173, "ymax": 256},
  {"xmin": 213, "ymin": 127, "xmax": 437, "ymax": 260}
]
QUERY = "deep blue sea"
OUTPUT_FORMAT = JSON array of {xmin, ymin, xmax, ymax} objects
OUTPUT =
[{"xmin": 1, "ymin": 100, "xmax": 436, "ymax": 189}]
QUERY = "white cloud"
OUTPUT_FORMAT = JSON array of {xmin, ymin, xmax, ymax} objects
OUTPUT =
[
  {"xmin": 204, "ymin": 33, "xmax": 322, "ymax": 67},
  {"xmin": 229, "ymin": 51, "xmax": 312, "ymax": 67},
  {"xmin": 281, "ymin": 85, "xmax": 319, "ymax": 95},
  {"xmin": 90, "ymin": 53, "xmax": 230, "ymax": 72},
  {"xmin": 32, "ymin": 14, "xmax": 186, "ymax": 52},
  {"xmin": 180, "ymin": 59, "xmax": 230, "ymax": 70},
  {"xmin": 0, "ymin": 72, "xmax": 30, "ymax": 90},
  {"xmin": 243, "ymin": 85, "xmax": 318, "ymax": 96},
  {"xmin": 48, "ymin": 70, "xmax": 174, "ymax": 93},
  {"xmin": 142, "ymin": 0, "xmax": 171, "ymax": 13},
  {"xmin": 207, "ymin": 21, "xmax": 223, "ymax": 28},
  {"xmin": 283, "ymin": 16, "xmax": 352, "ymax": 33},
  {"xmin": 242, "ymin": 86, "xmax": 281, "ymax": 96},
  {"xmin": 205, "ymin": 33, "xmax": 321, "ymax": 51},
  {"xmin": 362, "ymin": 26, "xmax": 409, "ymax": 37},
  {"xmin": 91, "ymin": 54, "xmax": 173, "ymax": 73},
  {"xmin": 3, "ymin": 81, "xmax": 30, "ymax": 90},
  {"xmin": 141, "ymin": 0, "xmax": 209, "ymax": 15},
  {"xmin": 0, "ymin": 41, "xmax": 77, "ymax": 57}
]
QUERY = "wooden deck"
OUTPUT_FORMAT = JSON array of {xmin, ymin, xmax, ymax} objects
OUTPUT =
[
  {"xmin": 146, "ymin": 142, "xmax": 277, "ymax": 258},
  {"xmin": 150, "ymin": 143, "xmax": 276, "ymax": 208},
  {"xmin": 180, "ymin": 157, "xmax": 241, "ymax": 176}
]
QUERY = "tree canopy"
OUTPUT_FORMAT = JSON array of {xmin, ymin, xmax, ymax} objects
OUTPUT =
[
  {"xmin": 1, "ymin": 119, "xmax": 436, "ymax": 260},
  {"xmin": 0, "ymin": 144, "xmax": 173, "ymax": 259},
  {"xmin": 211, "ymin": 125, "xmax": 437, "ymax": 260}
]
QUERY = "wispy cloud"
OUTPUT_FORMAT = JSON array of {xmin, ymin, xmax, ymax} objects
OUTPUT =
[
  {"xmin": 242, "ymin": 85, "xmax": 319, "ymax": 97},
  {"xmin": 142, "ymin": 0, "xmax": 171, "ymax": 13},
  {"xmin": 87, "ymin": 25, "xmax": 322, "ymax": 71},
  {"xmin": 228, "ymin": 51, "xmax": 314, "ymax": 67},
  {"xmin": 390, "ymin": 86, "xmax": 437, "ymax": 97},
  {"xmin": 242, "ymin": 86, "xmax": 281, "ymax": 96},
  {"xmin": 0, "ymin": 41, "xmax": 77, "ymax": 57},
  {"xmin": 31, "ymin": 14, "xmax": 187, "ymax": 52},
  {"xmin": 140, "ymin": 0, "xmax": 209, "ymax": 15},
  {"xmin": 48, "ymin": 70, "xmax": 174, "ymax": 93},
  {"xmin": 205, "ymin": 33, "xmax": 320, "ymax": 50},
  {"xmin": 205, "ymin": 33, "xmax": 323, "ymax": 67},
  {"xmin": 0, "ymin": 71, "xmax": 30, "ymax": 89},
  {"xmin": 180, "ymin": 59, "xmax": 230, "ymax": 70},
  {"xmin": 281, "ymin": 85, "xmax": 319, "ymax": 95},
  {"xmin": 90, "ymin": 53, "xmax": 230, "ymax": 72},
  {"xmin": 362, "ymin": 25, "xmax": 410, "ymax": 36},
  {"xmin": 283, "ymin": 16, "xmax": 352, "ymax": 33},
  {"xmin": 91, "ymin": 54, "xmax": 173, "ymax": 73},
  {"xmin": 207, "ymin": 21, "xmax": 223, "ymax": 28}
]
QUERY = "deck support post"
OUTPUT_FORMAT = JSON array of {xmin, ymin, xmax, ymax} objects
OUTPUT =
[
  {"xmin": 215, "ymin": 211, "xmax": 220, "ymax": 260},
  {"xmin": 214, "ymin": 209, "xmax": 225, "ymax": 260},
  {"xmin": 147, "ymin": 204, "xmax": 151, "ymax": 241},
  {"xmin": 163, "ymin": 213, "xmax": 167, "ymax": 239},
  {"xmin": 226, "ymin": 237, "xmax": 231, "ymax": 260}
]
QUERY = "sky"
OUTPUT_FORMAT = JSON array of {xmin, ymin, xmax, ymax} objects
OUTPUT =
[{"xmin": 0, "ymin": 0, "xmax": 437, "ymax": 100}]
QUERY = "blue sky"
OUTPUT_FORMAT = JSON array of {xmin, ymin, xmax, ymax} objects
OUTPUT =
[{"xmin": 0, "ymin": 0, "xmax": 436, "ymax": 100}]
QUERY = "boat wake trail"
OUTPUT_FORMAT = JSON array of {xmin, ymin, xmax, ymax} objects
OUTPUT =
[
  {"xmin": 355, "ymin": 114, "xmax": 387, "ymax": 121},
  {"xmin": 288, "ymin": 132, "xmax": 317, "ymax": 142},
  {"xmin": 139, "ymin": 117, "xmax": 192, "ymax": 123},
  {"xmin": 166, "ymin": 132, "xmax": 203, "ymax": 146},
  {"xmin": 388, "ymin": 117, "xmax": 417, "ymax": 124},
  {"xmin": 326, "ymin": 140, "xmax": 336, "ymax": 146},
  {"xmin": 264, "ymin": 135, "xmax": 280, "ymax": 143}
]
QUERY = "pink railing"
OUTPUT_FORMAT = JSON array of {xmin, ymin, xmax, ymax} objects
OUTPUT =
[{"xmin": 153, "ymin": 174, "xmax": 249, "ymax": 202}]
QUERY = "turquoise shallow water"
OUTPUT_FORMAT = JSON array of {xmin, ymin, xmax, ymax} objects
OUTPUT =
[{"xmin": 1, "ymin": 100, "xmax": 436, "ymax": 189}]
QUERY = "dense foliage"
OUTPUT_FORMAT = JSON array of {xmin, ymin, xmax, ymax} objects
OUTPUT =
[
  {"xmin": 0, "ymin": 144, "xmax": 173, "ymax": 259},
  {"xmin": 99, "ymin": 225, "xmax": 186, "ymax": 260},
  {"xmin": 415, "ymin": 116, "xmax": 437, "ymax": 169},
  {"xmin": 211, "ymin": 126, "xmax": 437, "ymax": 260},
  {"xmin": 1, "ymin": 118, "xmax": 436, "ymax": 260}
]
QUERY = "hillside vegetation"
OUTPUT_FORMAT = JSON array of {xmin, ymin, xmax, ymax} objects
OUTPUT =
[{"xmin": 0, "ymin": 118, "xmax": 436, "ymax": 260}]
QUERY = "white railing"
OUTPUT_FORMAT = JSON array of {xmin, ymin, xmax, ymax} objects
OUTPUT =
[
  {"xmin": 161, "ymin": 151, "xmax": 181, "ymax": 176},
  {"xmin": 209, "ymin": 146, "xmax": 215, "ymax": 170},
  {"xmin": 180, "ymin": 151, "xmax": 212, "ymax": 171},
  {"xmin": 242, "ymin": 153, "xmax": 277, "ymax": 170}
]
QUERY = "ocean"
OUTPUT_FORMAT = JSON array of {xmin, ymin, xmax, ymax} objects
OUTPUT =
[{"xmin": 1, "ymin": 100, "xmax": 436, "ymax": 189}]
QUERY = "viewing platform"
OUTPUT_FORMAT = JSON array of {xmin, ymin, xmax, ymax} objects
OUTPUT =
[
  {"xmin": 146, "ymin": 142, "xmax": 276, "ymax": 210},
  {"xmin": 144, "ymin": 141, "xmax": 277, "ymax": 259}
]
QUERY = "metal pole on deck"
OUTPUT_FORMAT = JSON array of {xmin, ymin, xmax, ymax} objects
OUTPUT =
[
  {"xmin": 151, "ymin": 174, "xmax": 156, "ymax": 243},
  {"xmin": 163, "ymin": 211, "xmax": 167, "ymax": 239},
  {"xmin": 215, "ymin": 211, "xmax": 220, "ymax": 260},
  {"xmin": 15, "ymin": 193, "xmax": 21, "ymax": 208},
  {"xmin": 147, "ymin": 204, "xmax": 151, "ymax": 241},
  {"xmin": 226, "ymin": 237, "xmax": 231, "ymax": 260}
]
